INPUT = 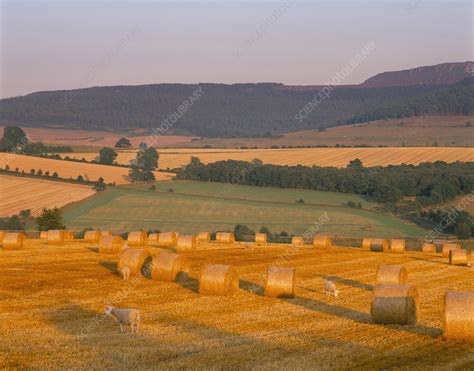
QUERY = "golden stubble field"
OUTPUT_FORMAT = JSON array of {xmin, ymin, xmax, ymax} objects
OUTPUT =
[
  {"xmin": 0, "ymin": 154, "xmax": 175, "ymax": 184},
  {"xmin": 0, "ymin": 175, "xmax": 96, "ymax": 217},
  {"xmin": 67, "ymin": 146, "xmax": 474, "ymax": 170},
  {"xmin": 1, "ymin": 240, "xmax": 473, "ymax": 369}
]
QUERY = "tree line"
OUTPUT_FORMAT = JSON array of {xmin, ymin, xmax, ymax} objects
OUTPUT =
[{"xmin": 177, "ymin": 158, "xmax": 474, "ymax": 206}]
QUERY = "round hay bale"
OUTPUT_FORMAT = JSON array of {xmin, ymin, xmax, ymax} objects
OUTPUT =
[
  {"xmin": 39, "ymin": 231, "xmax": 48, "ymax": 240},
  {"xmin": 255, "ymin": 233, "xmax": 267, "ymax": 244},
  {"xmin": 148, "ymin": 233, "xmax": 160, "ymax": 245},
  {"xmin": 100, "ymin": 231, "xmax": 112, "ymax": 237},
  {"xmin": 313, "ymin": 236, "xmax": 331, "ymax": 249},
  {"xmin": 449, "ymin": 250, "xmax": 469, "ymax": 266},
  {"xmin": 390, "ymin": 239, "xmax": 405, "ymax": 254},
  {"xmin": 371, "ymin": 284, "xmax": 418, "ymax": 325},
  {"xmin": 216, "ymin": 232, "xmax": 235, "ymax": 244},
  {"xmin": 99, "ymin": 236, "xmax": 124, "ymax": 254},
  {"xmin": 158, "ymin": 232, "xmax": 178, "ymax": 247},
  {"xmin": 118, "ymin": 248, "xmax": 152, "ymax": 277},
  {"xmin": 199, "ymin": 264, "xmax": 238, "ymax": 295},
  {"xmin": 443, "ymin": 291, "xmax": 474, "ymax": 341},
  {"xmin": 47, "ymin": 230, "xmax": 65, "ymax": 245},
  {"xmin": 176, "ymin": 235, "xmax": 197, "ymax": 252},
  {"xmin": 151, "ymin": 252, "xmax": 190, "ymax": 282},
  {"xmin": 265, "ymin": 267, "xmax": 296, "ymax": 298},
  {"xmin": 292, "ymin": 236, "xmax": 304, "ymax": 247},
  {"xmin": 127, "ymin": 231, "xmax": 148, "ymax": 246},
  {"xmin": 422, "ymin": 243, "xmax": 436, "ymax": 253},
  {"xmin": 84, "ymin": 230, "xmax": 101, "ymax": 243},
  {"xmin": 375, "ymin": 265, "xmax": 408, "ymax": 285},
  {"xmin": 197, "ymin": 231, "xmax": 211, "ymax": 242},
  {"xmin": 442, "ymin": 243, "xmax": 461, "ymax": 258},
  {"xmin": 0, "ymin": 231, "xmax": 5, "ymax": 243},
  {"xmin": 370, "ymin": 239, "xmax": 389, "ymax": 252},
  {"xmin": 2, "ymin": 232, "xmax": 26, "ymax": 250},
  {"xmin": 362, "ymin": 238, "xmax": 372, "ymax": 249}
]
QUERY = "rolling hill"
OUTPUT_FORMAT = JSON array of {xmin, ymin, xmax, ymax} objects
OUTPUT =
[{"xmin": 0, "ymin": 63, "xmax": 472, "ymax": 138}]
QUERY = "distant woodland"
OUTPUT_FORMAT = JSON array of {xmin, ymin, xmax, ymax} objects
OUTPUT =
[{"xmin": 0, "ymin": 78, "xmax": 472, "ymax": 137}]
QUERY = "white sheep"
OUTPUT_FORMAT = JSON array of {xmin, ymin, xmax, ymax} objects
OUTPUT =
[
  {"xmin": 105, "ymin": 306, "xmax": 140, "ymax": 333},
  {"xmin": 324, "ymin": 280, "xmax": 339, "ymax": 297},
  {"xmin": 121, "ymin": 266, "xmax": 131, "ymax": 281}
]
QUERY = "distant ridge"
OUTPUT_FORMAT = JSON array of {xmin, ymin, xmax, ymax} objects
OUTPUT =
[
  {"xmin": 0, "ymin": 63, "xmax": 472, "ymax": 137},
  {"xmin": 361, "ymin": 61, "xmax": 473, "ymax": 88}
]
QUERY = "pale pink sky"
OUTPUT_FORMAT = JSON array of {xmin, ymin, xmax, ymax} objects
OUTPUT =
[{"xmin": 1, "ymin": 1, "xmax": 472, "ymax": 98}]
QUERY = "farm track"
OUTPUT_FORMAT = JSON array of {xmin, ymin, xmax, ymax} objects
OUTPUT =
[{"xmin": 1, "ymin": 240, "xmax": 472, "ymax": 368}]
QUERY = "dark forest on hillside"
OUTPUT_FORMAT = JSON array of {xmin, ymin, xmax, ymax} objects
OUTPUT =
[{"xmin": 1, "ymin": 79, "xmax": 472, "ymax": 137}]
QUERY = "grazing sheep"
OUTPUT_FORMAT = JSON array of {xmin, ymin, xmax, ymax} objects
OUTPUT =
[
  {"xmin": 105, "ymin": 306, "xmax": 140, "ymax": 333},
  {"xmin": 121, "ymin": 266, "xmax": 131, "ymax": 281},
  {"xmin": 324, "ymin": 280, "xmax": 339, "ymax": 297}
]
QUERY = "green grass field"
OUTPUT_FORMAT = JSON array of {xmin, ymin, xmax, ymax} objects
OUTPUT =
[{"xmin": 63, "ymin": 180, "xmax": 426, "ymax": 238}]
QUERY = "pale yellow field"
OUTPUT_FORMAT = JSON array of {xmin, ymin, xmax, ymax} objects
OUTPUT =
[
  {"xmin": 0, "ymin": 154, "xmax": 175, "ymax": 184},
  {"xmin": 0, "ymin": 240, "xmax": 472, "ymax": 368},
  {"xmin": 0, "ymin": 174, "xmax": 96, "ymax": 217},
  {"xmin": 67, "ymin": 147, "xmax": 474, "ymax": 170}
]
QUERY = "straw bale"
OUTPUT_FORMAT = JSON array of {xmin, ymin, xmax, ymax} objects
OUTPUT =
[
  {"xmin": 265, "ymin": 267, "xmax": 296, "ymax": 298},
  {"xmin": 151, "ymin": 252, "xmax": 190, "ymax": 282},
  {"xmin": 176, "ymin": 235, "xmax": 197, "ymax": 252},
  {"xmin": 292, "ymin": 236, "xmax": 304, "ymax": 247},
  {"xmin": 375, "ymin": 265, "xmax": 408, "ymax": 285},
  {"xmin": 118, "ymin": 249, "xmax": 152, "ymax": 277},
  {"xmin": 371, "ymin": 284, "xmax": 418, "ymax": 325},
  {"xmin": 199, "ymin": 265, "xmax": 238, "ymax": 295},
  {"xmin": 216, "ymin": 232, "xmax": 235, "ymax": 244},
  {"xmin": 127, "ymin": 231, "xmax": 148, "ymax": 246},
  {"xmin": 370, "ymin": 239, "xmax": 389, "ymax": 252},
  {"xmin": 2, "ymin": 232, "xmax": 26, "ymax": 250},
  {"xmin": 442, "ymin": 243, "xmax": 461, "ymax": 258},
  {"xmin": 47, "ymin": 230, "xmax": 65, "ymax": 245},
  {"xmin": 443, "ymin": 291, "xmax": 474, "ymax": 341},
  {"xmin": 390, "ymin": 239, "xmax": 405, "ymax": 254},
  {"xmin": 158, "ymin": 232, "xmax": 178, "ymax": 247},
  {"xmin": 313, "ymin": 236, "xmax": 331, "ymax": 248},
  {"xmin": 449, "ymin": 250, "xmax": 469, "ymax": 266},
  {"xmin": 422, "ymin": 243, "xmax": 436, "ymax": 253},
  {"xmin": 255, "ymin": 233, "xmax": 267, "ymax": 244},
  {"xmin": 197, "ymin": 231, "xmax": 211, "ymax": 242},
  {"xmin": 99, "ymin": 236, "xmax": 124, "ymax": 254},
  {"xmin": 84, "ymin": 230, "xmax": 101, "ymax": 243}
]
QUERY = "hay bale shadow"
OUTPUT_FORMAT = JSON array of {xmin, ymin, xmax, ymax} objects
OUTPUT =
[
  {"xmin": 288, "ymin": 296, "xmax": 441, "ymax": 338},
  {"xmin": 86, "ymin": 247, "xmax": 99, "ymax": 253},
  {"xmin": 239, "ymin": 279, "xmax": 265, "ymax": 296},
  {"xmin": 177, "ymin": 276, "xmax": 200, "ymax": 293},
  {"xmin": 141, "ymin": 256, "xmax": 153, "ymax": 279},
  {"xmin": 99, "ymin": 260, "xmax": 119, "ymax": 276}
]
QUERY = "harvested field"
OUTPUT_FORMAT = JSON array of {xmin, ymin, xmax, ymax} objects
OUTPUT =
[
  {"xmin": 171, "ymin": 115, "xmax": 474, "ymax": 148},
  {"xmin": 0, "ymin": 240, "xmax": 473, "ymax": 368},
  {"xmin": 0, "ymin": 153, "xmax": 174, "ymax": 184},
  {"xmin": 0, "ymin": 126, "xmax": 196, "ymax": 148},
  {"xmin": 66, "ymin": 146, "xmax": 474, "ymax": 170},
  {"xmin": 0, "ymin": 174, "xmax": 95, "ymax": 217}
]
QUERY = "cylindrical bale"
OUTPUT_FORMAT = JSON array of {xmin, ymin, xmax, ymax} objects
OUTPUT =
[
  {"xmin": 176, "ymin": 235, "xmax": 197, "ymax": 252},
  {"xmin": 422, "ymin": 243, "xmax": 436, "ymax": 253},
  {"xmin": 127, "ymin": 231, "xmax": 148, "ymax": 246},
  {"xmin": 2, "ymin": 232, "xmax": 26, "ymax": 250},
  {"xmin": 158, "ymin": 232, "xmax": 178, "ymax": 247},
  {"xmin": 118, "ymin": 249, "xmax": 152, "ymax": 276},
  {"xmin": 47, "ymin": 230, "xmax": 65, "ymax": 245},
  {"xmin": 199, "ymin": 264, "xmax": 238, "ymax": 295},
  {"xmin": 442, "ymin": 243, "xmax": 461, "ymax": 258},
  {"xmin": 151, "ymin": 252, "xmax": 190, "ymax": 282},
  {"xmin": 375, "ymin": 265, "xmax": 408, "ymax": 285},
  {"xmin": 449, "ymin": 250, "xmax": 469, "ymax": 266},
  {"xmin": 371, "ymin": 284, "xmax": 418, "ymax": 325},
  {"xmin": 362, "ymin": 238, "xmax": 372, "ymax": 249},
  {"xmin": 390, "ymin": 239, "xmax": 405, "ymax": 254},
  {"xmin": 292, "ymin": 236, "xmax": 304, "ymax": 247},
  {"xmin": 148, "ymin": 233, "xmax": 160, "ymax": 245},
  {"xmin": 255, "ymin": 233, "xmax": 267, "ymax": 244},
  {"xmin": 100, "ymin": 231, "xmax": 112, "ymax": 237},
  {"xmin": 370, "ymin": 239, "xmax": 389, "ymax": 252},
  {"xmin": 84, "ymin": 230, "xmax": 101, "ymax": 243},
  {"xmin": 0, "ymin": 231, "xmax": 5, "ymax": 243},
  {"xmin": 265, "ymin": 267, "xmax": 296, "ymax": 298},
  {"xmin": 99, "ymin": 236, "xmax": 124, "ymax": 254},
  {"xmin": 313, "ymin": 236, "xmax": 331, "ymax": 249},
  {"xmin": 443, "ymin": 291, "xmax": 474, "ymax": 341},
  {"xmin": 197, "ymin": 231, "xmax": 211, "ymax": 242},
  {"xmin": 216, "ymin": 232, "xmax": 235, "ymax": 244},
  {"xmin": 39, "ymin": 231, "xmax": 48, "ymax": 239}
]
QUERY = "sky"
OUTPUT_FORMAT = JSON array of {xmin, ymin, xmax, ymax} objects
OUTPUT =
[{"xmin": 0, "ymin": 1, "xmax": 472, "ymax": 98}]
